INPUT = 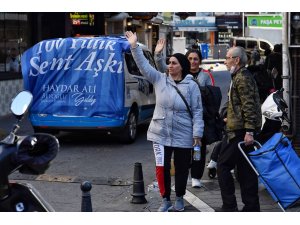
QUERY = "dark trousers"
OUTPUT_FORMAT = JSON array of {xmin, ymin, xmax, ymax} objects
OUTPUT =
[
  {"xmin": 156, "ymin": 146, "xmax": 191, "ymax": 199},
  {"xmin": 217, "ymin": 134, "xmax": 260, "ymax": 211},
  {"xmin": 210, "ymin": 141, "xmax": 222, "ymax": 162},
  {"xmin": 190, "ymin": 143, "xmax": 207, "ymax": 179}
]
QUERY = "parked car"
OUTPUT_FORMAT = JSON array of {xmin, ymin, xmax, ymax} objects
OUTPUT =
[
  {"xmin": 229, "ymin": 36, "xmax": 274, "ymax": 56},
  {"xmin": 21, "ymin": 36, "xmax": 156, "ymax": 143}
]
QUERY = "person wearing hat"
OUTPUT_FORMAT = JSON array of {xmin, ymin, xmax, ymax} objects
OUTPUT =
[{"xmin": 125, "ymin": 31, "xmax": 204, "ymax": 212}]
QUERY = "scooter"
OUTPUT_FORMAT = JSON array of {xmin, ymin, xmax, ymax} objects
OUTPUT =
[
  {"xmin": 0, "ymin": 90, "xmax": 59, "ymax": 212},
  {"xmin": 207, "ymin": 88, "xmax": 290, "ymax": 179}
]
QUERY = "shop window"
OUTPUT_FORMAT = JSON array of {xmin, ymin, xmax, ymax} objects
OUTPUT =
[{"xmin": 0, "ymin": 13, "xmax": 31, "ymax": 77}]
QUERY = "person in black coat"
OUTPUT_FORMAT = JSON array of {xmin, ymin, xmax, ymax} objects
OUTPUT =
[{"xmin": 264, "ymin": 44, "xmax": 282, "ymax": 90}]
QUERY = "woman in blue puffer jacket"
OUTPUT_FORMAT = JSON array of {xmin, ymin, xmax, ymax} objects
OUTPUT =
[{"xmin": 125, "ymin": 31, "xmax": 204, "ymax": 212}]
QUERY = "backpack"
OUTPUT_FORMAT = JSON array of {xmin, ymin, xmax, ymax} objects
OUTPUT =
[{"xmin": 193, "ymin": 79, "xmax": 223, "ymax": 145}]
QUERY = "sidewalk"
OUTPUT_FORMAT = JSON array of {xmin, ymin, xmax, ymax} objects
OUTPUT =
[
  {"xmin": 1, "ymin": 114, "xmax": 300, "ymax": 212},
  {"xmin": 144, "ymin": 176, "xmax": 300, "ymax": 212}
]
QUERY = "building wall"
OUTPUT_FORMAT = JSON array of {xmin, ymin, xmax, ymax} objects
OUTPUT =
[{"xmin": 0, "ymin": 79, "xmax": 23, "ymax": 116}]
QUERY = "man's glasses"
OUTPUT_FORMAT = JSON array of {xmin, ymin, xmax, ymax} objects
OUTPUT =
[{"xmin": 225, "ymin": 56, "xmax": 238, "ymax": 60}]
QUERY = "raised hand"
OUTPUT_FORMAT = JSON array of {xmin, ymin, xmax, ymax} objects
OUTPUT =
[
  {"xmin": 155, "ymin": 38, "xmax": 166, "ymax": 54},
  {"xmin": 125, "ymin": 31, "xmax": 137, "ymax": 48}
]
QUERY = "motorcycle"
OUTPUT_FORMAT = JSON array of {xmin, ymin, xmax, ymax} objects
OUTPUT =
[
  {"xmin": 0, "ymin": 90, "xmax": 59, "ymax": 212},
  {"xmin": 207, "ymin": 88, "xmax": 290, "ymax": 179}
]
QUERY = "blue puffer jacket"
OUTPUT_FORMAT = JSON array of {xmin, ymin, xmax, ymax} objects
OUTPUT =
[{"xmin": 131, "ymin": 46, "xmax": 204, "ymax": 148}]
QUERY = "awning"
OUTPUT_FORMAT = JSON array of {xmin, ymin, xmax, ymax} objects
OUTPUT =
[{"xmin": 106, "ymin": 12, "xmax": 129, "ymax": 22}]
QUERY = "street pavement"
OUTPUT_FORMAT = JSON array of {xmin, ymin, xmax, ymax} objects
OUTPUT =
[{"xmin": 1, "ymin": 114, "xmax": 300, "ymax": 213}]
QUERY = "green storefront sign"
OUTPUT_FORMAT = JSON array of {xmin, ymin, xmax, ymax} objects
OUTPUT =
[{"xmin": 247, "ymin": 15, "xmax": 282, "ymax": 28}]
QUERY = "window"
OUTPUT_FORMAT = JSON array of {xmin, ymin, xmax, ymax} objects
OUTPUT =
[
  {"xmin": 125, "ymin": 52, "xmax": 141, "ymax": 76},
  {"xmin": 247, "ymin": 40, "xmax": 257, "ymax": 49},
  {"xmin": 125, "ymin": 50, "xmax": 157, "ymax": 76},
  {"xmin": 0, "ymin": 13, "xmax": 31, "ymax": 75},
  {"xmin": 235, "ymin": 40, "xmax": 246, "ymax": 48},
  {"xmin": 143, "ymin": 51, "xmax": 157, "ymax": 70},
  {"xmin": 260, "ymin": 41, "xmax": 271, "ymax": 51}
]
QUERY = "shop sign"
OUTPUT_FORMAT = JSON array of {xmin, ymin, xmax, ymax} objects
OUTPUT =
[
  {"xmin": 247, "ymin": 15, "xmax": 282, "ymax": 28},
  {"xmin": 174, "ymin": 16, "xmax": 215, "ymax": 27},
  {"xmin": 173, "ymin": 26, "xmax": 217, "ymax": 32},
  {"xmin": 70, "ymin": 13, "xmax": 94, "ymax": 26}
]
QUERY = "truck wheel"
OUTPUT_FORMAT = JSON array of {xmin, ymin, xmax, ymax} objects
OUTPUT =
[{"xmin": 121, "ymin": 111, "xmax": 137, "ymax": 144}]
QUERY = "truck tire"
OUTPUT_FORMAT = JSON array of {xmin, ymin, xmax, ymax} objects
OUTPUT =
[{"xmin": 121, "ymin": 111, "xmax": 137, "ymax": 144}]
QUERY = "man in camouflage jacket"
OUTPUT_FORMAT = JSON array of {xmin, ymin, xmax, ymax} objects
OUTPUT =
[
  {"xmin": 226, "ymin": 67, "xmax": 262, "ymax": 140},
  {"xmin": 215, "ymin": 47, "xmax": 262, "ymax": 212}
]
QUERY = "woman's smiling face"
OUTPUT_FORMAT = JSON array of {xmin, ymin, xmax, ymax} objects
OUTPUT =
[{"xmin": 187, "ymin": 52, "xmax": 201, "ymax": 72}]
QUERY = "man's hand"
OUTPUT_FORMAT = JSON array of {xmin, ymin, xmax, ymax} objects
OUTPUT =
[
  {"xmin": 244, "ymin": 133, "xmax": 254, "ymax": 146},
  {"xmin": 155, "ymin": 39, "xmax": 166, "ymax": 54},
  {"xmin": 125, "ymin": 31, "xmax": 137, "ymax": 48}
]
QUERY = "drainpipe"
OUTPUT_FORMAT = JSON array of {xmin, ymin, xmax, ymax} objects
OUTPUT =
[{"xmin": 282, "ymin": 12, "xmax": 291, "ymax": 132}]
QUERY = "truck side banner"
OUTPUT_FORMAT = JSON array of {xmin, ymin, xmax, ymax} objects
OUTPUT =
[{"xmin": 21, "ymin": 37, "xmax": 130, "ymax": 118}]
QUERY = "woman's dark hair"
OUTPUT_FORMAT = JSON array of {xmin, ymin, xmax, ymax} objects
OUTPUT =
[
  {"xmin": 172, "ymin": 53, "xmax": 191, "ymax": 79},
  {"xmin": 185, "ymin": 49, "xmax": 203, "ymax": 62}
]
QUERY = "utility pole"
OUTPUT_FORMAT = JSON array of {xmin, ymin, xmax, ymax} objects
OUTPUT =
[
  {"xmin": 282, "ymin": 12, "xmax": 291, "ymax": 131},
  {"xmin": 242, "ymin": 12, "xmax": 245, "ymax": 37}
]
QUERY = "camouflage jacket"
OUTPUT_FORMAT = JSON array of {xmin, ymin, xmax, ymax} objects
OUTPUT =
[{"xmin": 226, "ymin": 67, "xmax": 262, "ymax": 140}]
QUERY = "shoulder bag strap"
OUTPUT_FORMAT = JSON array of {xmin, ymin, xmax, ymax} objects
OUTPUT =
[
  {"xmin": 173, "ymin": 85, "xmax": 193, "ymax": 118},
  {"xmin": 192, "ymin": 78, "xmax": 201, "ymax": 89}
]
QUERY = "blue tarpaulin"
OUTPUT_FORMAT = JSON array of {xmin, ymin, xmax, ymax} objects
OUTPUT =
[{"xmin": 21, "ymin": 36, "xmax": 130, "ymax": 118}]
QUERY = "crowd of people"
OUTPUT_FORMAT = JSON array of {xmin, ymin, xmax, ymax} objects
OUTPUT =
[
  {"xmin": 125, "ymin": 31, "xmax": 282, "ymax": 212},
  {"xmin": 248, "ymin": 44, "xmax": 283, "ymax": 103}
]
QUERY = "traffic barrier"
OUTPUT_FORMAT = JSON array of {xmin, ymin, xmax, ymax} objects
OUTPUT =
[{"xmin": 131, "ymin": 162, "xmax": 147, "ymax": 204}]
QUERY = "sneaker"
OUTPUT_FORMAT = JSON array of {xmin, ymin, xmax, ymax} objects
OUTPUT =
[
  {"xmin": 207, "ymin": 160, "xmax": 217, "ymax": 169},
  {"xmin": 174, "ymin": 196, "xmax": 184, "ymax": 211},
  {"xmin": 192, "ymin": 178, "xmax": 202, "ymax": 188},
  {"xmin": 157, "ymin": 198, "xmax": 173, "ymax": 212}
]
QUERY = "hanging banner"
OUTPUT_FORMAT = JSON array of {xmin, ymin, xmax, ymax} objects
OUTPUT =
[{"xmin": 21, "ymin": 36, "xmax": 130, "ymax": 118}]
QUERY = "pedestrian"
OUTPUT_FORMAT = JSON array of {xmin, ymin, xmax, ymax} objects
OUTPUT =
[
  {"xmin": 154, "ymin": 39, "xmax": 215, "ymax": 188},
  {"xmin": 125, "ymin": 31, "xmax": 204, "ymax": 212},
  {"xmin": 6, "ymin": 47, "xmax": 20, "ymax": 72},
  {"xmin": 265, "ymin": 44, "xmax": 283, "ymax": 91},
  {"xmin": 206, "ymin": 100, "xmax": 228, "ymax": 172},
  {"xmin": 216, "ymin": 46, "xmax": 262, "ymax": 212},
  {"xmin": 250, "ymin": 46, "xmax": 260, "ymax": 65},
  {"xmin": 185, "ymin": 49, "xmax": 215, "ymax": 188}
]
